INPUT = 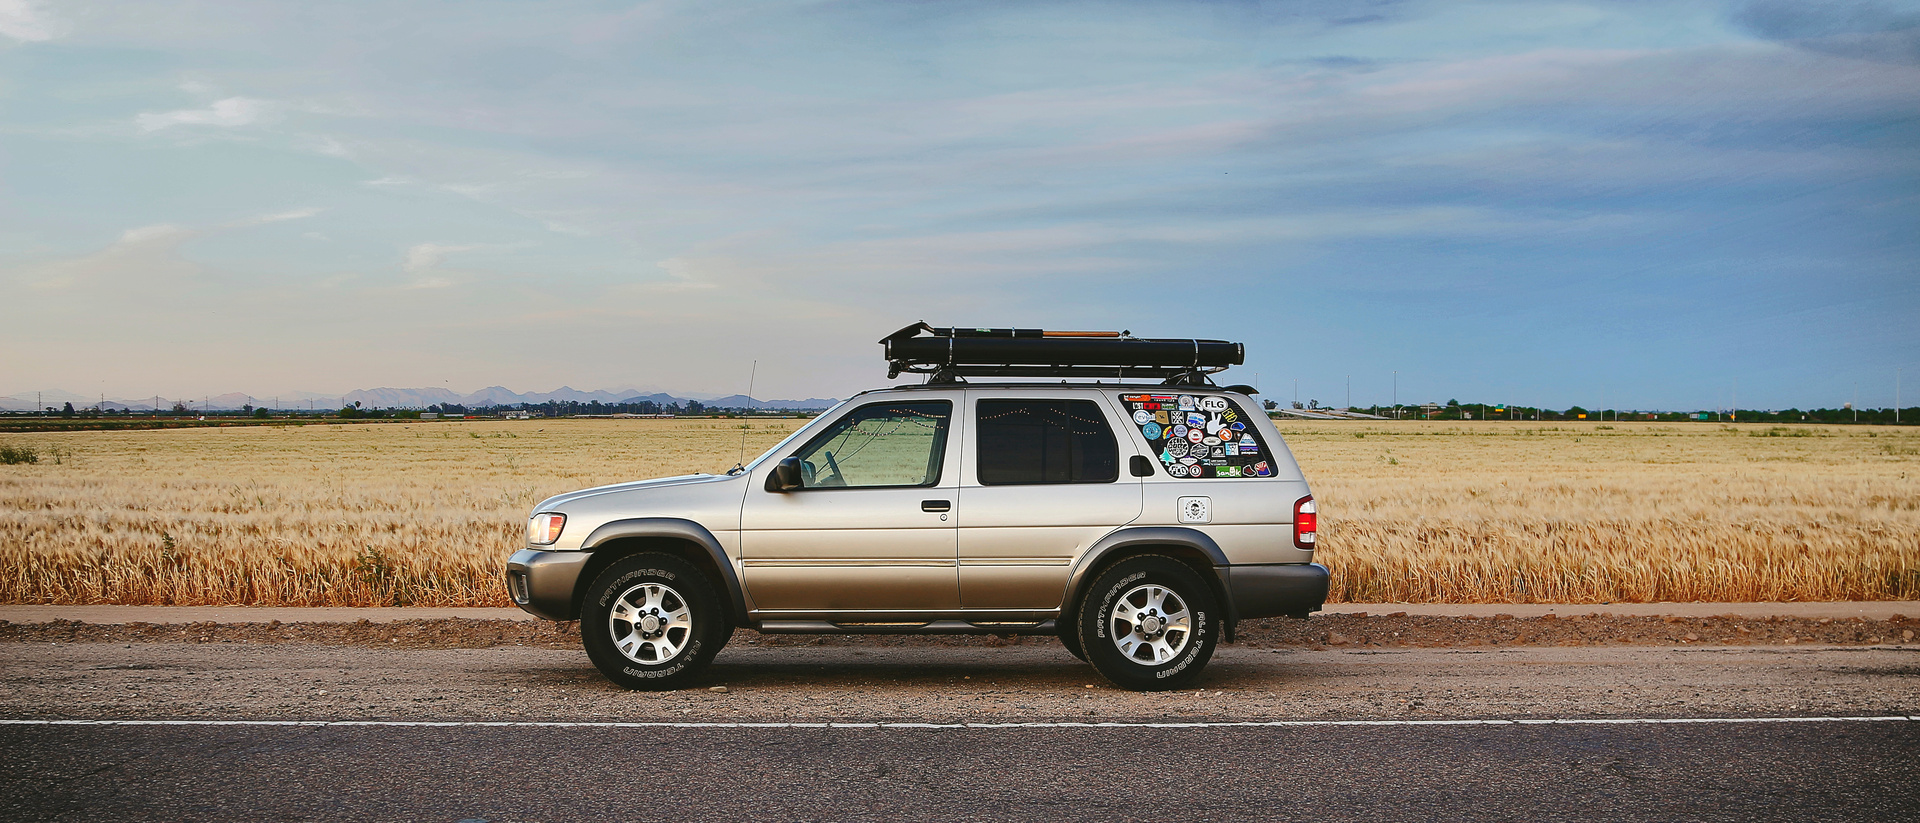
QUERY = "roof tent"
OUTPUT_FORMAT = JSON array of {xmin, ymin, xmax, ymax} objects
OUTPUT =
[{"xmin": 881, "ymin": 322, "xmax": 1245, "ymax": 386}]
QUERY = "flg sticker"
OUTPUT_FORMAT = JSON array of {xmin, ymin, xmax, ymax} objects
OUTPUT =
[
  {"xmin": 1198, "ymin": 397, "xmax": 1229, "ymax": 412},
  {"xmin": 1142, "ymin": 422, "xmax": 1163, "ymax": 441},
  {"xmin": 1133, "ymin": 410, "xmax": 1153, "ymax": 425}
]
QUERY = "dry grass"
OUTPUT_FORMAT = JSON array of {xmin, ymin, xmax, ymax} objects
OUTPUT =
[
  {"xmin": 1, "ymin": 419, "xmax": 1915, "ymax": 606},
  {"xmin": 0, "ymin": 420, "xmax": 803, "ymax": 607},
  {"xmin": 1283, "ymin": 421, "xmax": 1920, "ymax": 603}
]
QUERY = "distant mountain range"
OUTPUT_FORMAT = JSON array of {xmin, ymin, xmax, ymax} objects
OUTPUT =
[{"xmin": 0, "ymin": 387, "xmax": 840, "ymax": 412}]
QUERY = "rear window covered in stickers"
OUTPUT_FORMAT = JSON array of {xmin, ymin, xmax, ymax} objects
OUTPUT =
[{"xmin": 1118, "ymin": 393, "xmax": 1275, "ymax": 479}]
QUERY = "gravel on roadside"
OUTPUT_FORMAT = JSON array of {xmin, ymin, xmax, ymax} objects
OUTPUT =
[{"xmin": 3, "ymin": 611, "xmax": 1913, "ymax": 650}]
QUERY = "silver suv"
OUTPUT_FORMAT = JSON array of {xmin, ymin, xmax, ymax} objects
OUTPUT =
[{"xmin": 506, "ymin": 325, "xmax": 1328, "ymax": 691}]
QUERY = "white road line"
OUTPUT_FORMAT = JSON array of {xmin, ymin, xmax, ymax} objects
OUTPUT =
[{"xmin": 0, "ymin": 716, "xmax": 1913, "ymax": 730}]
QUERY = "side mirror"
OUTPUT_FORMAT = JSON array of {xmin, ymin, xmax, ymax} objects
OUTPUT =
[
  {"xmin": 1130, "ymin": 455, "xmax": 1155, "ymax": 477},
  {"xmin": 766, "ymin": 456, "xmax": 804, "ymax": 492}
]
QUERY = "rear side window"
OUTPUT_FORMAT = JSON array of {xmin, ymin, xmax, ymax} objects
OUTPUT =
[
  {"xmin": 1120, "ymin": 392, "xmax": 1276, "ymax": 478},
  {"xmin": 976, "ymin": 400, "xmax": 1119, "ymax": 485}
]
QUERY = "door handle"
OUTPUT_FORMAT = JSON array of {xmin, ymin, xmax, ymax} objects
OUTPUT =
[{"xmin": 921, "ymin": 499, "xmax": 951, "ymax": 512}]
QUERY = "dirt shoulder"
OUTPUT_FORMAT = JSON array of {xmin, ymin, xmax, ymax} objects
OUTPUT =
[
  {"xmin": 3, "ymin": 641, "xmax": 1915, "ymax": 723},
  {"xmin": 2, "ymin": 612, "xmax": 1913, "ymax": 651}
]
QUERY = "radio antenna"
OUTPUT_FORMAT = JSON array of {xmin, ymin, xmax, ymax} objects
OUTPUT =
[{"xmin": 737, "ymin": 360, "xmax": 758, "ymax": 466}]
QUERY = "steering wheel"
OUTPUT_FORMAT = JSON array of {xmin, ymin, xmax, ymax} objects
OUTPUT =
[{"xmin": 820, "ymin": 450, "xmax": 847, "ymax": 487}]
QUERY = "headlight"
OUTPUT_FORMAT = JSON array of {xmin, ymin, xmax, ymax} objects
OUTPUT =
[{"xmin": 528, "ymin": 512, "xmax": 566, "ymax": 545}]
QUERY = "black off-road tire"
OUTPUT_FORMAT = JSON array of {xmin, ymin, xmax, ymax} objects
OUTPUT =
[
  {"xmin": 581, "ymin": 553, "xmax": 728, "ymax": 690},
  {"xmin": 1075, "ymin": 555, "xmax": 1219, "ymax": 691},
  {"xmin": 1058, "ymin": 614, "xmax": 1087, "ymax": 661}
]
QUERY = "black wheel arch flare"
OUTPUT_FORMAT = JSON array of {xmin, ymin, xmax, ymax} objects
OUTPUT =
[
  {"xmin": 572, "ymin": 518, "xmax": 750, "ymax": 625},
  {"xmin": 1063, "ymin": 527, "xmax": 1239, "ymax": 642}
]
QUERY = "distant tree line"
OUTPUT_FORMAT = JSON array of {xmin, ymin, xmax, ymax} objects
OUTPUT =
[{"xmin": 1296, "ymin": 399, "xmax": 1920, "ymax": 424}]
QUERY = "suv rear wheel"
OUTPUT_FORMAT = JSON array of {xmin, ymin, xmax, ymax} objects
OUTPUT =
[
  {"xmin": 581, "ymin": 553, "xmax": 728, "ymax": 690},
  {"xmin": 1075, "ymin": 555, "xmax": 1219, "ymax": 691}
]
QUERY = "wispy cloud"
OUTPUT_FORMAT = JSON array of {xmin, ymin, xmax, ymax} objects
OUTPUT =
[
  {"xmin": 0, "ymin": 0, "xmax": 60, "ymax": 42},
  {"xmin": 401, "ymin": 242, "xmax": 477, "ymax": 274},
  {"xmin": 136, "ymin": 97, "xmax": 276, "ymax": 132}
]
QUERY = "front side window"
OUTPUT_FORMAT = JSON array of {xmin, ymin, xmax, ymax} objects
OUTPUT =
[
  {"xmin": 791, "ymin": 401, "xmax": 951, "ymax": 489},
  {"xmin": 976, "ymin": 399, "xmax": 1119, "ymax": 485},
  {"xmin": 1120, "ymin": 392, "xmax": 1276, "ymax": 478}
]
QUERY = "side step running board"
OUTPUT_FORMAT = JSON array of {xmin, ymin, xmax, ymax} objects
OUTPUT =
[{"xmin": 756, "ymin": 619, "xmax": 1058, "ymax": 636}]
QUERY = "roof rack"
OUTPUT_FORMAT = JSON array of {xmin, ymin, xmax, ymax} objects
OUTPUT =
[{"xmin": 880, "ymin": 322, "xmax": 1244, "ymax": 386}]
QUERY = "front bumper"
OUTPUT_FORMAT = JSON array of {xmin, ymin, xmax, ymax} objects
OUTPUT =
[
  {"xmin": 506, "ymin": 548, "xmax": 592, "ymax": 621},
  {"xmin": 1228, "ymin": 563, "xmax": 1329, "ymax": 619}
]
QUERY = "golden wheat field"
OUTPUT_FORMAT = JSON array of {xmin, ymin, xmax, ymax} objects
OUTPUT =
[{"xmin": 1, "ymin": 419, "xmax": 1915, "ymax": 606}]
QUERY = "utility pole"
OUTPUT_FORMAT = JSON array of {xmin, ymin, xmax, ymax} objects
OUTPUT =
[
  {"xmin": 1899, "ymin": 367, "xmax": 1903, "ymax": 424},
  {"xmin": 1732, "ymin": 378, "xmax": 1737, "ymax": 423},
  {"xmin": 1345, "ymin": 375, "xmax": 1350, "ymax": 411},
  {"xmin": 1392, "ymin": 371, "xmax": 1398, "ymax": 419}
]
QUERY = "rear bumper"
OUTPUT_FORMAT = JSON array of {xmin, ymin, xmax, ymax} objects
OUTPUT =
[
  {"xmin": 506, "ymin": 548, "xmax": 591, "ymax": 621},
  {"xmin": 1228, "ymin": 563, "xmax": 1329, "ymax": 619}
]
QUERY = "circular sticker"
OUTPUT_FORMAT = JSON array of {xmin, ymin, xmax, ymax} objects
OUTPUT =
[
  {"xmin": 1171, "ymin": 424, "xmax": 1188, "ymax": 439},
  {"xmin": 1132, "ymin": 410, "xmax": 1152, "ymax": 425},
  {"xmin": 1167, "ymin": 440, "xmax": 1189, "ymax": 458},
  {"xmin": 1142, "ymin": 422, "xmax": 1163, "ymax": 440},
  {"xmin": 1187, "ymin": 429, "xmax": 1204, "ymax": 444}
]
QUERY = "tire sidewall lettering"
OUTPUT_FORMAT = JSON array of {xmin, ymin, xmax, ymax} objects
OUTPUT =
[
  {"xmin": 597, "ymin": 568, "xmax": 676, "ymax": 608},
  {"xmin": 1155, "ymin": 611, "xmax": 1207, "ymax": 679},
  {"xmin": 1094, "ymin": 571, "xmax": 1147, "ymax": 640}
]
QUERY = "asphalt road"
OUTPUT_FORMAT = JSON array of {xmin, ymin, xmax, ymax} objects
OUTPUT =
[
  {"xmin": 4, "ymin": 720, "xmax": 1916, "ymax": 822},
  {"xmin": 6, "ymin": 640, "xmax": 1918, "ymax": 820}
]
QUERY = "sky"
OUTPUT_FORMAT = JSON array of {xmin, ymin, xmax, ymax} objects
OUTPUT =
[{"xmin": 3, "ymin": 0, "xmax": 1917, "ymax": 411}]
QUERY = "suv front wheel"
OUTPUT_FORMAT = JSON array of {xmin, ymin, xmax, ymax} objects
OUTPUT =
[
  {"xmin": 1075, "ymin": 555, "xmax": 1220, "ymax": 691},
  {"xmin": 581, "ymin": 553, "xmax": 728, "ymax": 690}
]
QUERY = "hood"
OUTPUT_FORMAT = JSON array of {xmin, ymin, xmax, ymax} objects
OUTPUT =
[{"xmin": 533, "ymin": 473, "xmax": 734, "ymax": 512}]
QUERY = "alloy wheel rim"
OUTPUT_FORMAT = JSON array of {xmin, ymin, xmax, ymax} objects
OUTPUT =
[
  {"xmin": 1108, "ymin": 583, "xmax": 1192, "ymax": 664},
  {"xmin": 609, "ymin": 582, "xmax": 694, "ymax": 664}
]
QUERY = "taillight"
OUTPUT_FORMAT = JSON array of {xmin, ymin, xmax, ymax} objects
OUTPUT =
[
  {"xmin": 528, "ymin": 513, "xmax": 566, "ymax": 545},
  {"xmin": 1293, "ymin": 496, "xmax": 1317, "ymax": 549}
]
